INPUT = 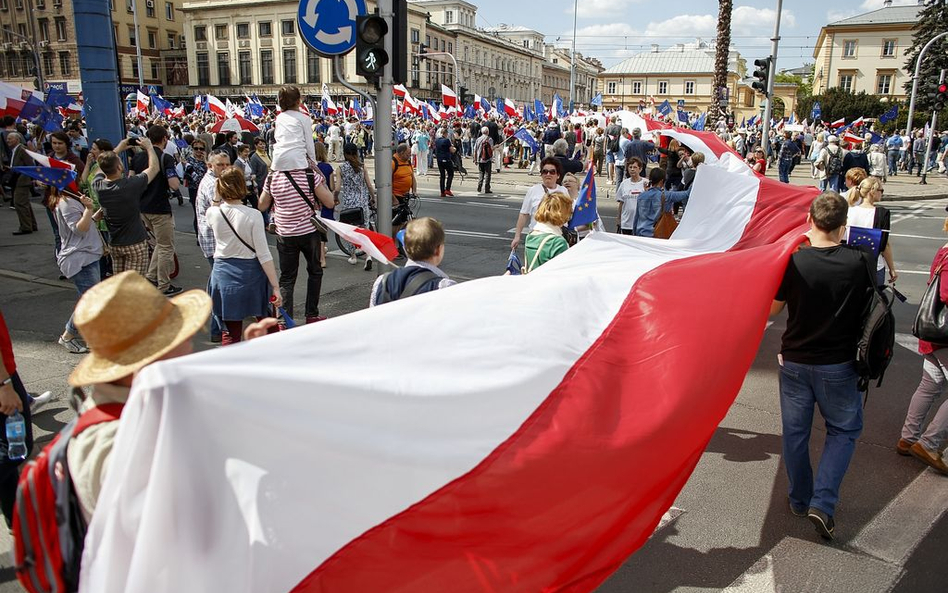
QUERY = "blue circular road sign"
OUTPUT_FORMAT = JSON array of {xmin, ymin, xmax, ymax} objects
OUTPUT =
[{"xmin": 298, "ymin": 0, "xmax": 368, "ymax": 57}]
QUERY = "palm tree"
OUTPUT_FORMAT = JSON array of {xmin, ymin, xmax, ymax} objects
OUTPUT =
[{"xmin": 712, "ymin": 0, "xmax": 733, "ymax": 127}]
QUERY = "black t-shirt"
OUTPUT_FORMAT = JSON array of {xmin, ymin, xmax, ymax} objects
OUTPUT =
[
  {"xmin": 93, "ymin": 173, "xmax": 149, "ymax": 246},
  {"xmin": 131, "ymin": 148, "xmax": 178, "ymax": 215},
  {"xmin": 434, "ymin": 137, "xmax": 453, "ymax": 163},
  {"xmin": 775, "ymin": 244, "xmax": 872, "ymax": 364}
]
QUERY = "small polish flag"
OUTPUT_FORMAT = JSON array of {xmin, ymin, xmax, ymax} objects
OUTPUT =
[
  {"xmin": 25, "ymin": 149, "xmax": 80, "ymax": 193},
  {"xmin": 829, "ymin": 118, "xmax": 846, "ymax": 128},
  {"xmin": 441, "ymin": 84, "xmax": 458, "ymax": 108},
  {"xmin": 136, "ymin": 91, "xmax": 150, "ymax": 115},
  {"xmin": 393, "ymin": 84, "xmax": 408, "ymax": 99},
  {"xmin": 504, "ymin": 98, "xmax": 518, "ymax": 117},
  {"xmin": 316, "ymin": 215, "xmax": 399, "ymax": 264},
  {"xmin": 206, "ymin": 94, "xmax": 227, "ymax": 118}
]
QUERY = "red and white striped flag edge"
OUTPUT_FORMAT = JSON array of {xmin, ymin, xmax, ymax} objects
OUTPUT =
[
  {"xmin": 79, "ymin": 160, "xmax": 817, "ymax": 593},
  {"xmin": 316, "ymin": 215, "xmax": 399, "ymax": 263}
]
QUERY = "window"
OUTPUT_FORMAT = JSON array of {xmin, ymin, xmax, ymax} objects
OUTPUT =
[
  {"xmin": 258, "ymin": 21, "xmax": 271, "ymax": 37},
  {"xmin": 128, "ymin": 25, "xmax": 136, "ymax": 46},
  {"xmin": 839, "ymin": 73, "xmax": 854, "ymax": 92},
  {"xmin": 281, "ymin": 20, "xmax": 294, "ymax": 36},
  {"xmin": 51, "ymin": 0, "xmax": 60, "ymax": 7},
  {"xmin": 632, "ymin": 80, "xmax": 642, "ymax": 94},
  {"xmin": 877, "ymin": 73, "xmax": 892, "ymax": 94},
  {"xmin": 35, "ymin": 0, "xmax": 44, "ymax": 8},
  {"xmin": 307, "ymin": 49, "xmax": 320, "ymax": 83},
  {"xmin": 125, "ymin": 0, "xmax": 132, "ymax": 12},
  {"xmin": 147, "ymin": 30, "xmax": 157, "ymax": 48},
  {"xmin": 131, "ymin": 56, "xmax": 139, "ymax": 79},
  {"xmin": 882, "ymin": 39, "xmax": 896, "ymax": 58},
  {"xmin": 658, "ymin": 80, "xmax": 668, "ymax": 94},
  {"xmin": 440, "ymin": 39, "xmax": 445, "ymax": 51},
  {"xmin": 55, "ymin": 17, "xmax": 66, "ymax": 41},
  {"xmin": 411, "ymin": 28, "xmax": 419, "ymax": 43},
  {"xmin": 58, "ymin": 52, "xmax": 70, "ymax": 76},
  {"xmin": 239, "ymin": 51, "xmax": 251, "ymax": 84},
  {"xmin": 196, "ymin": 52, "xmax": 209, "ymax": 85},
  {"xmin": 165, "ymin": 1, "xmax": 173, "ymax": 20},
  {"xmin": 684, "ymin": 80, "xmax": 695, "ymax": 95},
  {"xmin": 14, "ymin": 0, "xmax": 22, "ymax": 9},
  {"xmin": 42, "ymin": 53, "xmax": 53, "ymax": 76},
  {"xmin": 215, "ymin": 24, "xmax": 227, "ymax": 40},
  {"xmin": 425, "ymin": 34, "xmax": 430, "ymax": 47},
  {"xmin": 260, "ymin": 49, "xmax": 273, "ymax": 84},
  {"xmin": 145, "ymin": 2, "xmax": 154, "ymax": 18},
  {"xmin": 282, "ymin": 48, "xmax": 296, "ymax": 83},
  {"xmin": 217, "ymin": 52, "xmax": 230, "ymax": 85},
  {"xmin": 17, "ymin": 23, "xmax": 25, "ymax": 38},
  {"xmin": 167, "ymin": 32, "xmax": 175, "ymax": 48},
  {"xmin": 607, "ymin": 81, "xmax": 616, "ymax": 94},
  {"xmin": 448, "ymin": 42, "xmax": 452, "ymax": 54},
  {"xmin": 843, "ymin": 40, "xmax": 856, "ymax": 58},
  {"xmin": 236, "ymin": 23, "xmax": 249, "ymax": 39},
  {"xmin": 38, "ymin": 19, "xmax": 49, "ymax": 42},
  {"xmin": 445, "ymin": 10, "xmax": 453, "ymax": 23},
  {"xmin": 150, "ymin": 59, "xmax": 159, "ymax": 80},
  {"xmin": 9, "ymin": 56, "xmax": 18, "ymax": 77},
  {"xmin": 194, "ymin": 25, "xmax": 206, "ymax": 41}
]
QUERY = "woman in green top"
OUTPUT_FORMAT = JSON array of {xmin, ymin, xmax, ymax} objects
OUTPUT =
[
  {"xmin": 81, "ymin": 138, "xmax": 113, "ymax": 278},
  {"xmin": 524, "ymin": 192, "xmax": 572, "ymax": 273}
]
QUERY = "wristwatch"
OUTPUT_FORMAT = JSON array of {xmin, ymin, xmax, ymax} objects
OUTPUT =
[{"xmin": 0, "ymin": 376, "xmax": 12, "ymax": 388}]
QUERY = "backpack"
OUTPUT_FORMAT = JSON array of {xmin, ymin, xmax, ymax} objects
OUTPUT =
[
  {"xmin": 479, "ymin": 139, "xmax": 493, "ymax": 161},
  {"xmin": 376, "ymin": 269, "xmax": 441, "ymax": 304},
  {"xmin": 13, "ymin": 403, "xmax": 125, "ymax": 593},
  {"xmin": 826, "ymin": 148, "xmax": 843, "ymax": 176},
  {"xmin": 855, "ymin": 256, "xmax": 896, "ymax": 393}
]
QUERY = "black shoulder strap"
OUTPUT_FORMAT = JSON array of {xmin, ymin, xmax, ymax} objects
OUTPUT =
[
  {"xmin": 284, "ymin": 171, "xmax": 317, "ymax": 213},
  {"xmin": 402, "ymin": 270, "xmax": 441, "ymax": 298},
  {"xmin": 219, "ymin": 209, "xmax": 256, "ymax": 254}
]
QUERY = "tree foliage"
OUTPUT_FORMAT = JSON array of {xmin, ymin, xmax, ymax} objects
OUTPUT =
[
  {"xmin": 902, "ymin": 0, "xmax": 948, "ymax": 113},
  {"xmin": 795, "ymin": 88, "xmax": 889, "ymax": 124}
]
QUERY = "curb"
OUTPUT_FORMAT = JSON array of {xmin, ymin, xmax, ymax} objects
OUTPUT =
[{"xmin": 0, "ymin": 269, "xmax": 73, "ymax": 290}]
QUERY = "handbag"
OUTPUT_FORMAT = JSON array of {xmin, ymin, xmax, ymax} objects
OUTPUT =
[
  {"xmin": 913, "ymin": 253, "xmax": 948, "ymax": 342},
  {"xmin": 338, "ymin": 207, "xmax": 365, "ymax": 227},
  {"xmin": 653, "ymin": 190, "xmax": 679, "ymax": 239}
]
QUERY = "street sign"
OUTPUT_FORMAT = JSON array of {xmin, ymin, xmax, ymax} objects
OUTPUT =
[{"xmin": 298, "ymin": 0, "xmax": 367, "ymax": 57}]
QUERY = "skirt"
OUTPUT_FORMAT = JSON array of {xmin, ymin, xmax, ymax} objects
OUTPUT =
[{"xmin": 209, "ymin": 257, "xmax": 270, "ymax": 321}]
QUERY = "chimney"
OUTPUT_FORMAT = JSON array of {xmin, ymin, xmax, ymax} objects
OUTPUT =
[{"xmin": 651, "ymin": 44, "xmax": 660, "ymax": 53}]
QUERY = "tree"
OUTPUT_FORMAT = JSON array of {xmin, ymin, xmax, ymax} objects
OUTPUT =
[
  {"xmin": 902, "ymin": 0, "xmax": 948, "ymax": 114},
  {"xmin": 795, "ymin": 88, "xmax": 889, "ymax": 125},
  {"xmin": 770, "ymin": 96, "xmax": 786, "ymax": 120},
  {"xmin": 711, "ymin": 0, "xmax": 733, "ymax": 127}
]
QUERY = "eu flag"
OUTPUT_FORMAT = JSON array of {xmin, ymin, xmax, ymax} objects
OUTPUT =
[
  {"xmin": 514, "ymin": 127, "xmax": 539, "ymax": 154},
  {"xmin": 13, "ymin": 166, "xmax": 78, "ymax": 191},
  {"xmin": 848, "ymin": 226, "xmax": 883, "ymax": 259},
  {"xmin": 534, "ymin": 99, "xmax": 548, "ymax": 123},
  {"xmin": 677, "ymin": 110, "xmax": 689, "ymax": 124},
  {"xmin": 496, "ymin": 98, "xmax": 505, "ymax": 117},
  {"xmin": 658, "ymin": 100, "xmax": 672, "ymax": 117},
  {"xmin": 569, "ymin": 166, "xmax": 598, "ymax": 229},
  {"xmin": 464, "ymin": 104, "xmax": 475, "ymax": 119},
  {"xmin": 506, "ymin": 250, "xmax": 523, "ymax": 275}
]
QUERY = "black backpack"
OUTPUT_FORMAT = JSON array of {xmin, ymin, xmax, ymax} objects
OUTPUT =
[
  {"xmin": 855, "ymin": 255, "xmax": 896, "ymax": 393},
  {"xmin": 826, "ymin": 148, "xmax": 843, "ymax": 176}
]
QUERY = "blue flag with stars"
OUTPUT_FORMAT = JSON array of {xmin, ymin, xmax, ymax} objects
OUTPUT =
[
  {"xmin": 847, "ymin": 226, "xmax": 883, "ymax": 259},
  {"xmin": 534, "ymin": 99, "xmax": 548, "ymax": 123},
  {"xmin": 496, "ymin": 97, "xmax": 505, "ymax": 116},
  {"xmin": 513, "ymin": 127, "xmax": 539, "ymax": 154},
  {"xmin": 879, "ymin": 104, "xmax": 899, "ymax": 124},
  {"xmin": 569, "ymin": 165, "xmax": 598, "ymax": 229},
  {"xmin": 657, "ymin": 100, "xmax": 672, "ymax": 117},
  {"xmin": 13, "ymin": 166, "xmax": 78, "ymax": 191},
  {"xmin": 464, "ymin": 103, "xmax": 475, "ymax": 119}
]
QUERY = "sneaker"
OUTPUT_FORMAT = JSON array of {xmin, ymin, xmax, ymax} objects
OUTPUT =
[
  {"xmin": 59, "ymin": 336, "xmax": 89, "ymax": 354},
  {"xmin": 364, "ymin": 259, "xmax": 372, "ymax": 271},
  {"xmin": 445, "ymin": 190, "xmax": 455, "ymax": 197},
  {"xmin": 210, "ymin": 333, "xmax": 222, "ymax": 344},
  {"xmin": 347, "ymin": 254, "xmax": 358, "ymax": 265},
  {"xmin": 788, "ymin": 497, "xmax": 807, "ymax": 517},
  {"xmin": 807, "ymin": 508, "xmax": 835, "ymax": 541},
  {"xmin": 485, "ymin": 190, "xmax": 493, "ymax": 195},
  {"xmin": 305, "ymin": 316, "xmax": 327, "ymax": 324},
  {"xmin": 440, "ymin": 191, "xmax": 447, "ymax": 197},
  {"xmin": 29, "ymin": 390, "xmax": 53, "ymax": 412},
  {"xmin": 909, "ymin": 442, "xmax": 948, "ymax": 475},
  {"xmin": 162, "ymin": 285, "xmax": 184, "ymax": 297},
  {"xmin": 896, "ymin": 438, "xmax": 914, "ymax": 456}
]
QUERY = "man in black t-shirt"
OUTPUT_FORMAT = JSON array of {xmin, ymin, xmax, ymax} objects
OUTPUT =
[
  {"xmin": 770, "ymin": 191, "xmax": 872, "ymax": 542},
  {"xmin": 131, "ymin": 125, "xmax": 182, "ymax": 296}
]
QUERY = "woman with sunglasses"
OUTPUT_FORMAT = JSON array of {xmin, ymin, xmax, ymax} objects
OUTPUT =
[
  {"xmin": 511, "ymin": 157, "xmax": 565, "ymax": 251},
  {"xmin": 846, "ymin": 176, "xmax": 896, "ymax": 287}
]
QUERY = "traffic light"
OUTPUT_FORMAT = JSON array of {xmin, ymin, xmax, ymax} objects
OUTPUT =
[
  {"xmin": 355, "ymin": 14, "xmax": 389, "ymax": 83},
  {"xmin": 458, "ymin": 85, "xmax": 469, "ymax": 107},
  {"xmin": 752, "ymin": 57, "xmax": 771, "ymax": 95},
  {"xmin": 934, "ymin": 81, "xmax": 948, "ymax": 112},
  {"xmin": 390, "ymin": 0, "xmax": 407, "ymax": 84},
  {"xmin": 419, "ymin": 42, "xmax": 429, "ymax": 61}
]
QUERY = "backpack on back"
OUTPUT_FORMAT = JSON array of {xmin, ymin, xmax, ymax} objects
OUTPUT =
[
  {"xmin": 13, "ymin": 403, "xmax": 124, "ymax": 593},
  {"xmin": 826, "ymin": 148, "xmax": 843, "ymax": 176},
  {"xmin": 479, "ymin": 139, "xmax": 493, "ymax": 162},
  {"xmin": 855, "ymin": 257, "xmax": 896, "ymax": 393}
]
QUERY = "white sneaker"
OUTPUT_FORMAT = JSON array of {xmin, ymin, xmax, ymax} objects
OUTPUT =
[
  {"xmin": 29, "ymin": 390, "xmax": 53, "ymax": 412},
  {"xmin": 59, "ymin": 337, "xmax": 88, "ymax": 354},
  {"xmin": 347, "ymin": 254, "xmax": 357, "ymax": 265}
]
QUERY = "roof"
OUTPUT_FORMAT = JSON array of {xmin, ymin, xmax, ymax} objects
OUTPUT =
[
  {"xmin": 484, "ymin": 24, "xmax": 542, "ymax": 36},
  {"xmin": 602, "ymin": 44, "xmax": 738, "ymax": 75},
  {"xmin": 827, "ymin": 5, "xmax": 922, "ymax": 27}
]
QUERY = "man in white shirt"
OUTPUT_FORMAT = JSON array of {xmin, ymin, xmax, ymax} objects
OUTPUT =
[{"xmin": 327, "ymin": 120, "xmax": 343, "ymax": 162}]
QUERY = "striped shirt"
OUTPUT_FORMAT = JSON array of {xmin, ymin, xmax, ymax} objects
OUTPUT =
[{"xmin": 264, "ymin": 169, "xmax": 326, "ymax": 238}]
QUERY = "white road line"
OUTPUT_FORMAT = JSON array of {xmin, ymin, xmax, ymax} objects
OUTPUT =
[
  {"xmin": 444, "ymin": 230, "xmax": 510, "ymax": 242},
  {"xmin": 895, "ymin": 332, "xmax": 920, "ymax": 354},
  {"xmin": 897, "ymin": 269, "xmax": 930, "ymax": 275},
  {"xmin": 890, "ymin": 233, "xmax": 947, "ymax": 241},
  {"xmin": 418, "ymin": 197, "xmax": 515, "ymax": 209}
]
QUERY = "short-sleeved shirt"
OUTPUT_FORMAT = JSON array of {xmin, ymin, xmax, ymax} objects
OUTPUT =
[
  {"xmin": 93, "ymin": 173, "xmax": 149, "ymax": 246},
  {"xmin": 520, "ymin": 183, "xmax": 567, "ymax": 231},
  {"xmin": 616, "ymin": 178, "xmax": 646, "ymax": 230},
  {"xmin": 55, "ymin": 198, "xmax": 103, "ymax": 278},
  {"xmin": 131, "ymin": 148, "xmax": 178, "ymax": 215},
  {"xmin": 392, "ymin": 156, "xmax": 414, "ymax": 197},
  {"xmin": 263, "ymin": 169, "xmax": 326, "ymax": 238},
  {"xmin": 775, "ymin": 245, "xmax": 872, "ymax": 365}
]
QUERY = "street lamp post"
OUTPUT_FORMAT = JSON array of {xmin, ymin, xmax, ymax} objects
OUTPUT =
[
  {"xmin": 569, "ymin": 0, "xmax": 578, "ymax": 111},
  {"xmin": 1, "ymin": 27, "xmax": 44, "ymax": 90},
  {"xmin": 130, "ymin": 0, "xmax": 145, "ymax": 88}
]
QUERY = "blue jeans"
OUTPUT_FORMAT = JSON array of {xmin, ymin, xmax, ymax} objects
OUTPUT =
[
  {"xmin": 779, "ymin": 360, "xmax": 863, "ymax": 517},
  {"xmin": 778, "ymin": 160, "xmax": 792, "ymax": 183},
  {"xmin": 65, "ymin": 260, "xmax": 101, "ymax": 336},
  {"xmin": 206, "ymin": 257, "xmax": 222, "ymax": 338},
  {"xmin": 820, "ymin": 173, "xmax": 841, "ymax": 193},
  {"xmin": 887, "ymin": 150, "xmax": 899, "ymax": 175}
]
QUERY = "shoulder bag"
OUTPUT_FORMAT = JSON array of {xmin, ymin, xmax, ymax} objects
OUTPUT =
[
  {"xmin": 219, "ymin": 208, "xmax": 256, "ymax": 254},
  {"xmin": 653, "ymin": 190, "xmax": 679, "ymax": 239},
  {"xmin": 522, "ymin": 233, "xmax": 556, "ymax": 274},
  {"xmin": 913, "ymin": 252, "xmax": 948, "ymax": 342}
]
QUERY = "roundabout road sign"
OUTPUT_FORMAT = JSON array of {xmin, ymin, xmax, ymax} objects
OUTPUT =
[{"xmin": 298, "ymin": 0, "xmax": 367, "ymax": 57}]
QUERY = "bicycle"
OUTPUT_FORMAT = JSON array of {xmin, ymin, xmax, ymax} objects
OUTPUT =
[{"xmin": 334, "ymin": 193, "xmax": 420, "ymax": 257}]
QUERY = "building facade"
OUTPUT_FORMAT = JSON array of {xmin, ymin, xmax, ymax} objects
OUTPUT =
[{"xmin": 811, "ymin": 2, "xmax": 922, "ymax": 100}]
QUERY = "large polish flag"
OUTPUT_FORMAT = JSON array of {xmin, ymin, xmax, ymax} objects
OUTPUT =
[
  {"xmin": 441, "ymin": 84, "xmax": 458, "ymax": 107},
  {"xmin": 206, "ymin": 94, "xmax": 227, "ymax": 118},
  {"xmin": 79, "ymin": 133, "xmax": 817, "ymax": 593}
]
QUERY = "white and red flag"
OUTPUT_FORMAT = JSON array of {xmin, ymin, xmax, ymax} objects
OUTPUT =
[
  {"xmin": 503, "ymin": 97, "xmax": 518, "ymax": 117},
  {"xmin": 829, "ymin": 118, "xmax": 846, "ymax": 128},
  {"xmin": 441, "ymin": 84, "xmax": 458, "ymax": 107},
  {"xmin": 393, "ymin": 84, "xmax": 408, "ymax": 99},
  {"xmin": 78, "ymin": 129, "xmax": 816, "ymax": 593},
  {"xmin": 135, "ymin": 91, "xmax": 150, "ymax": 115},
  {"xmin": 206, "ymin": 94, "xmax": 227, "ymax": 119},
  {"xmin": 25, "ymin": 148, "xmax": 80, "ymax": 193}
]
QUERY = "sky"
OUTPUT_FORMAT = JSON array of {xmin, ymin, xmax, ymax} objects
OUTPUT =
[{"xmin": 468, "ymin": 0, "xmax": 921, "ymax": 71}]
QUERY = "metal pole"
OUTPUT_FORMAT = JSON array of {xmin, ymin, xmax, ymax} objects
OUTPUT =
[
  {"xmin": 375, "ymin": 0, "xmax": 394, "ymax": 267},
  {"xmin": 1, "ymin": 27, "xmax": 43, "ymax": 90},
  {"xmin": 73, "ymin": 0, "xmax": 124, "ymax": 146},
  {"xmin": 905, "ymin": 32, "xmax": 948, "ymax": 144},
  {"xmin": 569, "ymin": 0, "xmax": 577, "ymax": 111},
  {"xmin": 920, "ymin": 68, "xmax": 945, "ymax": 186},
  {"xmin": 416, "ymin": 51, "xmax": 463, "ymax": 88},
  {"xmin": 130, "ymin": 0, "xmax": 144, "ymax": 88},
  {"xmin": 24, "ymin": 0, "xmax": 43, "ymax": 90},
  {"xmin": 760, "ymin": 0, "xmax": 782, "ymax": 158},
  {"xmin": 333, "ymin": 56, "xmax": 376, "ymax": 124}
]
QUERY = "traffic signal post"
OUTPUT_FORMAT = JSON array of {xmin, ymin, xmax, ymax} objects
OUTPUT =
[
  {"xmin": 757, "ymin": 0, "xmax": 782, "ymax": 158},
  {"xmin": 920, "ymin": 68, "xmax": 946, "ymax": 186}
]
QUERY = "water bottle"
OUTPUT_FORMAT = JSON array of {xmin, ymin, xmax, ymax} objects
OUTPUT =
[{"xmin": 6, "ymin": 411, "xmax": 27, "ymax": 461}]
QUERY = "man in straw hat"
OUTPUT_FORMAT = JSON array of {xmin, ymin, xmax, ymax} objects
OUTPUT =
[{"xmin": 65, "ymin": 271, "xmax": 210, "ymax": 521}]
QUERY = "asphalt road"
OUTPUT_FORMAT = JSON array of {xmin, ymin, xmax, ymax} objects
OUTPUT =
[{"xmin": 0, "ymin": 161, "xmax": 946, "ymax": 592}]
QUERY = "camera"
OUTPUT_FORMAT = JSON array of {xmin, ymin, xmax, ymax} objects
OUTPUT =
[{"xmin": 127, "ymin": 137, "xmax": 140, "ymax": 147}]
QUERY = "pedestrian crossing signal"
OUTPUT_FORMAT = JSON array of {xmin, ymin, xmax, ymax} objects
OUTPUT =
[
  {"xmin": 934, "ymin": 82, "xmax": 947, "ymax": 112},
  {"xmin": 356, "ymin": 15, "xmax": 388, "ymax": 83}
]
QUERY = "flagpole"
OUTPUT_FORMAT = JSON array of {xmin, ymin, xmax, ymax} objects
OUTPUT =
[
  {"xmin": 569, "ymin": 0, "xmax": 578, "ymax": 111},
  {"xmin": 130, "ymin": 0, "xmax": 144, "ymax": 88},
  {"xmin": 760, "ymin": 0, "xmax": 782, "ymax": 159}
]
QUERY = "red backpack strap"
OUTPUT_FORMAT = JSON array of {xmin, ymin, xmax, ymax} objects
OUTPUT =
[{"xmin": 73, "ymin": 403, "xmax": 124, "ymax": 436}]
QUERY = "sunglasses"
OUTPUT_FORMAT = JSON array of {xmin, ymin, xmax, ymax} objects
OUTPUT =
[
  {"xmin": 541, "ymin": 169, "xmax": 557, "ymax": 175},
  {"xmin": 193, "ymin": 146, "xmax": 206, "ymax": 151}
]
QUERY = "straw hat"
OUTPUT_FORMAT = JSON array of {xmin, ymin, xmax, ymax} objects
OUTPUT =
[{"xmin": 68, "ymin": 271, "xmax": 211, "ymax": 387}]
